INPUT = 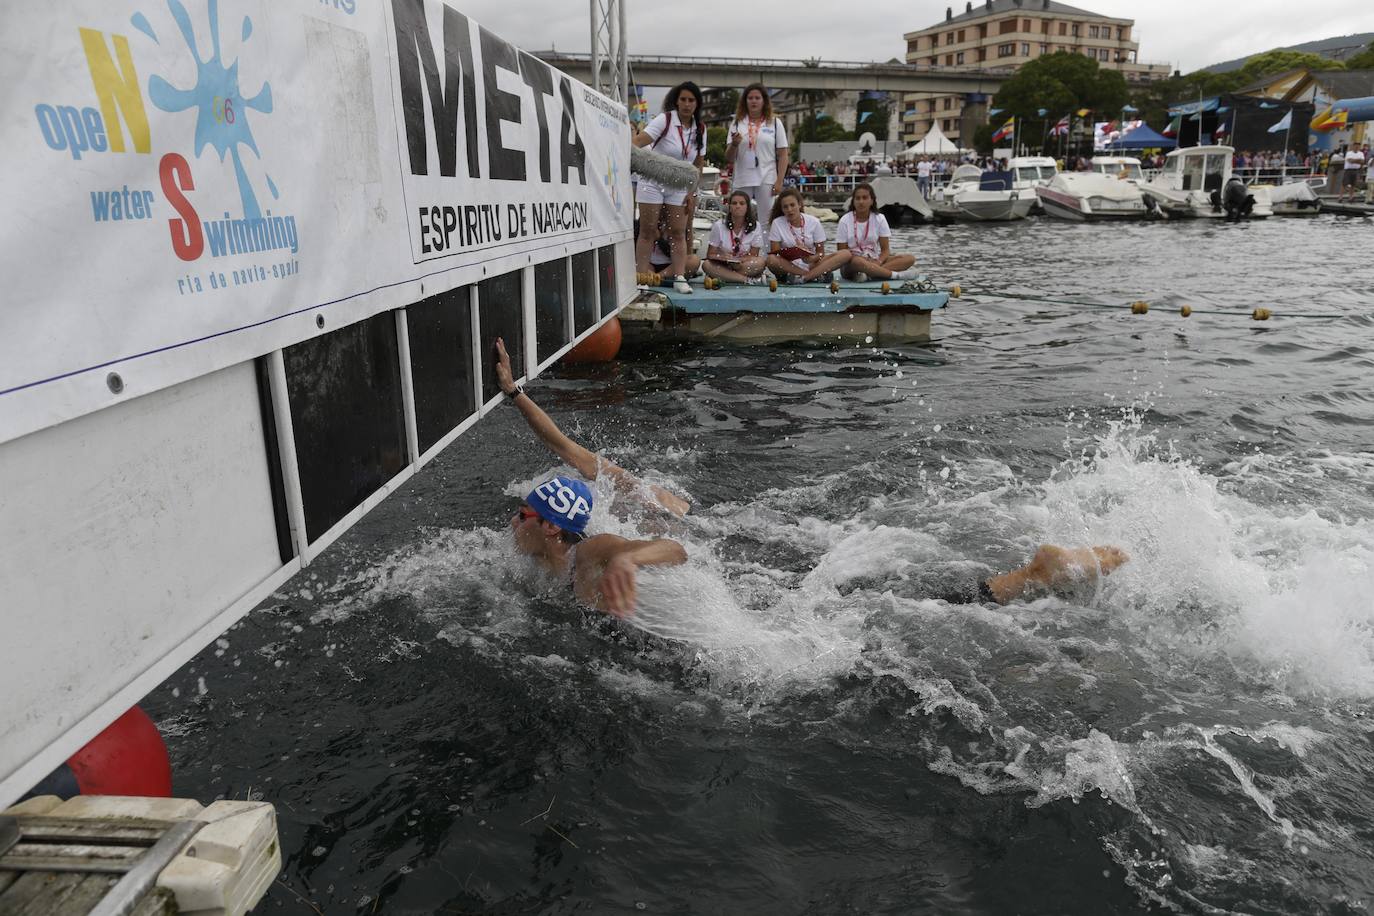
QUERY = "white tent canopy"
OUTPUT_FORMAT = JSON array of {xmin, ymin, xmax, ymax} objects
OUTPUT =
[{"xmin": 901, "ymin": 122, "xmax": 961, "ymax": 157}]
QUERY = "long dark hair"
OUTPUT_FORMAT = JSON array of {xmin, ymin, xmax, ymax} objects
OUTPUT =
[
  {"xmin": 847, "ymin": 182, "xmax": 879, "ymax": 215},
  {"xmin": 725, "ymin": 190, "xmax": 758, "ymax": 234},
  {"xmin": 661, "ymin": 81, "xmax": 704, "ymax": 155},
  {"xmin": 769, "ymin": 187, "xmax": 805, "ymax": 224},
  {"xmin": 734, "ymin": 83, "xmax": 773, "ymax": 122}
]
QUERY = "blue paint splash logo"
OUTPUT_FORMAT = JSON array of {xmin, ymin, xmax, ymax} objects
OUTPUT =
[
  {"xmin": 137, "ymin": 0, "xmax": 276, "ymax": 220},
  {"xmin": 604, "ymin": 154, "xmax": 621, "ymax": 212}
]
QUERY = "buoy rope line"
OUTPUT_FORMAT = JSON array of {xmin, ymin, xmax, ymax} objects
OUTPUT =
[{"xmin": 961, "ymin": 286, "xmax": 1355, "ymax": 321}]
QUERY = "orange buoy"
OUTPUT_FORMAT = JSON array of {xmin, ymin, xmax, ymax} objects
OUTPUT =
[
  {"xmin": 1130, "ymin": 300, "xmax": 1149, "ymax": 314},
  {"xmin": 564, "ymin": 316, "xmax": 623, "ymax": 364},
  {"xmin": 1180, "ymin": 304, "xmax": 1192, "ymax": 317}
]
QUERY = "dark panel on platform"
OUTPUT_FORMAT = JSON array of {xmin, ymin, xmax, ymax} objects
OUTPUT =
[
  {"xmin": 253, "ymin": 356, "xmax": 295, "ymax": 563},
  {"xmin": 572, "ymin": 250, "xmax": 597, "ymax": 335},
  {"xmin": 477, "ymin": 269, "xmax": 525, "ymax": 405},
  {"xmin": 598, "ymin": 244, "xmax": 617, "ymax": 319},
  {"xmin": 284, "ymin": 313, "xmax": 408, "ymax": 542},
  {"xmin": 534, "ymin": 259, "xmax": 569, "ymax": 365},
  {"xmin": 407, "ymin": 286, "xmax": 476, "ymax": 455}
]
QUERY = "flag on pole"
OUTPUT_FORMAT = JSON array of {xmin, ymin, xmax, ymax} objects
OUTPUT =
[
  {"xmin": 1214, "ymin": 119, "xmax": 1230, "ymax": 139},
  {"xmin": 1037, "ymin": 108, "xmax": 1048, "ymax": 117},
  {"xmin": 988, "ymin": 108, "xmax": 1004, "ymax": 117},
  {"xmin": 1122, "ymin": 104, "xmax": 1138, "ymax": 113},
  {"xmin": 1267, "ymin": 111, "xmax": 1292, "ymax": 133},
  {"xmin": 1076, "ymin": 108, "xmax": 1091, "ymax": 117},
  {"xmin": 990, "ymin": 117, "xmax": 1015, "ymax": 143},
  {"xmin": 1051, "ymin": 115, "xmax": 1070, "ymax": 137},
  {"xmin": 1162, "ymin": 114, "xmax": 1181, "ymax": 137}
]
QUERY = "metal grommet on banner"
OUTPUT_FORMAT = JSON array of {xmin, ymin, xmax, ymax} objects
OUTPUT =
[
  {"xmin": 106, "ymin": 373, "xmax": 124, "ymax": 395},
  {"xmin": 316, "ymin": 314, "xmax": 325, "ymax": 329}
]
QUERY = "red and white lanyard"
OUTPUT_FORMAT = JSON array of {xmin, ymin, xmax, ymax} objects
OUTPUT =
[
  {"xmin": 729, "ymin": 224, "xmax": 746, "ymax": 255},
  {"xmin": 675, "ymin": 119, "xmax": 693, "ymax": 160},
  {"xmin": 787, "ymin": 219, "xmax": 811, "ymax": 252},
  {"xmin": 854, "ymin": 216, "xmax": 872, "ymax": 254}
]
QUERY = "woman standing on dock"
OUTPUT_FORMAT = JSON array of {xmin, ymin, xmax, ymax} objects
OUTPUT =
[
  {"xmin": 836, "ymin": 183, "xmax": 918, "ymax": 282},
  {"xmin": 634, "ymin": 82, "xmax": 706, "ymax": 294},
  {"xmin": 725, "ymin": 84, "xmax": 789, "ymax": 223},
  {"xmin": 765, "ymin": 188, "xmax": 851, "ymax": 283},
  {"xmin": 703, "ymin": 191, "xmax": 767, "ymax": 285}
]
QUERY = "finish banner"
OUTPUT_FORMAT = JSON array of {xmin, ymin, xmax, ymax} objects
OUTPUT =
[{"xmin": 0, "ymin": 0, "xmax": 631, "ymax": 443}]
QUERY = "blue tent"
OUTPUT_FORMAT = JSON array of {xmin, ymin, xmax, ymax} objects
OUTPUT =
[{"xmin": 1111, "ymin": 124, "xmax": 1177, "ymax": 150}]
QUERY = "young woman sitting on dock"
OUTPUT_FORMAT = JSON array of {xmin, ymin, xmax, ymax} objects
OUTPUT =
[
  {"xmin": 836, "ymin": 183, "xmax": 919, "ymax": 283},
  {"xmin": 703, "ymin": 191, "xmax": 767, "ymax": 285},
  {"xmin": 633, "ymin": 82, "xmax": 706, "ymax": 295},
  {"xmin": 725, "ymin": 83, "xmax": 788, "ymax": 223},
  {"xmin": 765, "ymin": 189, "xmax": 851, "ymax": 283}
]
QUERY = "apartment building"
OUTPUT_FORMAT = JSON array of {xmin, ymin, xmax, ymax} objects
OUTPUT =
[{"xmin": 901, "ymin": 0, "xmax": 1171, "ymax": 146}]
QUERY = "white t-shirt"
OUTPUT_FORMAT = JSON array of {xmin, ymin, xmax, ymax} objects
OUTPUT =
[
  {"xmin": 707, "ymin": 219, "xmax": 763, "ymax": 259},
  {"xmin": 728, "ymin": 116, "xmax": 788, "ymax": 188},
  {"xmin": 835, "ymin": 212, "xmax": 890, "ymax": 260},
  {"xmin": 644, "ymin": 111, "xmax": 703, "ymax": 164},
  {"xmin": 1344, "ymin": 150, "xmax": 1365, "ymax": 171},
  {"xmin": 916, "ymin": 160, "xmax": 933, "ymax": 178},
  {"xmin": 768, "ymin": 214, "xmax": 826, "ymax": 258}
]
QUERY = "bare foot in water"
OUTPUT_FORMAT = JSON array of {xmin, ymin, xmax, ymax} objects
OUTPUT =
[{"xmin": 986, "ymin": 544, "xmax": 1129, "ymax": 604}]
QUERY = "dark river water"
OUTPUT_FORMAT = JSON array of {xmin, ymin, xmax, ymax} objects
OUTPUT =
[{"xmin": 145, "ymin": 217, "xmax": 1374, "ymax": 915}]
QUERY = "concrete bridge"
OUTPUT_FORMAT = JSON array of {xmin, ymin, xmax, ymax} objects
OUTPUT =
[{"xmin": 535, "ymin": 52, "xmax": 1010, "ymax": 94}]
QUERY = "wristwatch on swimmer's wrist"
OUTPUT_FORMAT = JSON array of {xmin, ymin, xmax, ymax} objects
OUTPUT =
[{"xmin": 504, "ymin": 385, "xmax": 525, "ymax": 400}]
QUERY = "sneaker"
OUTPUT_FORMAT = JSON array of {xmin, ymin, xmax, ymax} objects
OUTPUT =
[
  {"xmin": 745, "ymin": 276, "xmax": 764, "ymax": 286},
  {"xmin": 785, "ymin": 273, "xmax": 805, "ymax": 285},
  {"xmin": 673, "ymin": 275, "xmax": 693, "ymax": 294},
  {"xmin": 851, "ymin": 271, "xmax": 869, "ymax": 283},
  {"xmin": 891, "ymin": 268, "xmax": 917, "ymax": 281}
]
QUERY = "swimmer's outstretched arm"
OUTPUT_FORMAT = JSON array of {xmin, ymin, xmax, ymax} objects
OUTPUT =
[
  {"xmin": 984, "ymin": 545, "xmax": 1128, "ymax": 604},
  {"xmin": 494, "ymin": 338, "xmax": 690, "ymax": 517}
]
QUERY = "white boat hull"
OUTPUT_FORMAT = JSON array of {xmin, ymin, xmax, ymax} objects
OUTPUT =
[
  {"xmin": 931, "ymin": 192, "xmax": 1035, "ymax": 222},
  {"xmin": 1036, "ymin": 185, "xmax": 1148, "ymax": 221}
]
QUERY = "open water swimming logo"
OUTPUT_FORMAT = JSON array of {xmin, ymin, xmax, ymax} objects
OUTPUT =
[
  {"xmin": 604, "ymin": 153, "xmax": 622, "ymax": 212},
  {"xmin": 30, "ymin": 0, "xmax": 302, "ymax": 296}
]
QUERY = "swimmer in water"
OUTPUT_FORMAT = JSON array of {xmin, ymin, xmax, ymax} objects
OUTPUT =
[
  {"xmin": 511, "ymin": 475, "xmax": 687, "ymax": 618},
  {"xmin": 495, "ymin": 339, "xmax": 1127, "ymax": 616},
  {"xmin": 495, "ymin": 338, "xmax": 690, "ymax": 517}
]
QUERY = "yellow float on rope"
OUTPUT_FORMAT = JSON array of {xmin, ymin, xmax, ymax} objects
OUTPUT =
[
  {"xmin": 829, "ymin": 280, "xmax": 839, "ymax": 294},
  {"xmin": 1180, "ymin": 305, "xmax": 1192, "ymax": 318},
  {"xmin": 881, "ymin": 282, "xmax": 891, "ymax": 295},
  {"xmin": 1130, "ymin": 300, "xmax": 1149, "ymax": 315},
  {"xmin": 950, "ymin": 284, "xmax": 962, "ymax": 298},
  {"xmin": 1252, "ymin": 307, "xmax": 1272, "ymax": 321},
  {"xmin": 768, "ymin": 277, "xmax": 778, "ymax": 292}
]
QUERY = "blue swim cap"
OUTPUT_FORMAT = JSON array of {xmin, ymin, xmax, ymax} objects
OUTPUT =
[{"xmin": 525, "ymin": 476, "xmax": 594, "ymax": 536}]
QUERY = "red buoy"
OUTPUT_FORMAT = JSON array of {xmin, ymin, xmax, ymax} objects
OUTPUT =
[
  {"xmin": 66, "ymin": 706, "xmax": 172, "ymax": 798},
  {"xmin": 564, "ymin": 317, "xmax": 622, "ymax": 364}
]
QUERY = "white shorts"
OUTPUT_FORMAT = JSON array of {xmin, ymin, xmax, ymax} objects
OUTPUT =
[{"xmin": 636, "ymin": 180, "xmax": 689, "ymax": 207}]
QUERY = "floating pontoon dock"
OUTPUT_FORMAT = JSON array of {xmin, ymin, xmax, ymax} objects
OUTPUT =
[{"xmin": 621, "ymin": 280, "xmax": 950, "ymax": 344}]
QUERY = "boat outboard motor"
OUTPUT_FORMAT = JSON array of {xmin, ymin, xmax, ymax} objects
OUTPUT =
[{"xmin": 1221, "ymin": 176, "xmax": 1255, "ymax": 221}]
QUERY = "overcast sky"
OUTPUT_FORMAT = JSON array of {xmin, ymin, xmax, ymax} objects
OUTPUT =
[{"xmin": 455, "ymin": 0, "xmax": 1370, "ymax": 75}]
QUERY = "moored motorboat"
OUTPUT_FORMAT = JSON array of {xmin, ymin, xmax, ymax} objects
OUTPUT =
[
  {"xmin": 929, "ymin": 164, "xmax": 1036, "ymax": 223},
  {"xmin": 1263, "ymin": 180, "xmax": 1323, "ymax": 216},
  {"xmin": 1140, "ymin": 145, "xmax": 1272, "ymax": 219},
  {"xmin": 1090, "ymin": 156, "xmax": 1145, "ymax": 184},
  {"xmin": 1036, "ymin": 172, "xmax": 1149, "ymax": 221}
]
